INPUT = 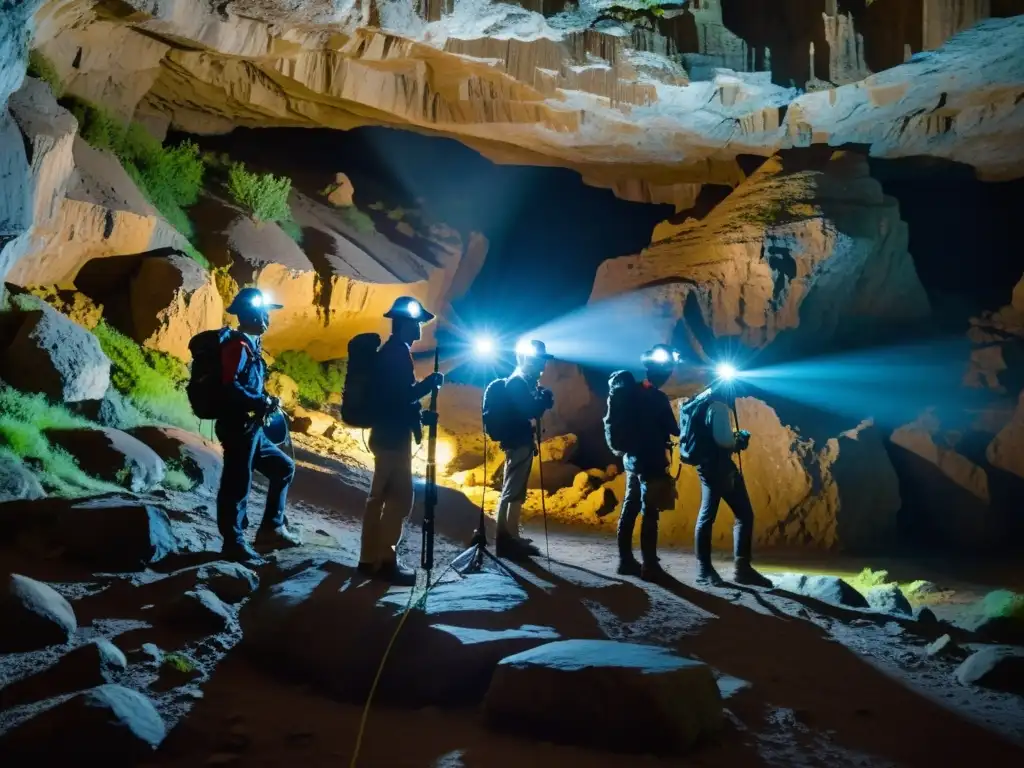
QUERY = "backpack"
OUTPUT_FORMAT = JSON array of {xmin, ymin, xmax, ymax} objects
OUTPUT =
[
  {"xmin": 187, "ymin": 327, "xmax": 243, "ymax": 420},
  {"xmin": 482, "ymin": 377, "xmax": 513, "ymax": 443},
  {"xmin": 603, "ymin": 370, "xmax": 641, "ymax": 456},
  {"xmin": 340, "ymin": 333, "xmax": 382, "ymax": 428},
  {"xmin": 678, "ymin": 391, "xmax": 714, "ymax": 466}
]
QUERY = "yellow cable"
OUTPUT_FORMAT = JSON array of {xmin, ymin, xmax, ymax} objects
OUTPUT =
[{"xmin": 349, "ymin": 562, "xmax": 452, "ymax": 768}]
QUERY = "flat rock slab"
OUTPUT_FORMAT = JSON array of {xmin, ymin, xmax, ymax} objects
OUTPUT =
[
  {"xmin": 0, "ymin": 684, "xmax": 166, "ymax": 764},
  {"xmin": 484, "ymin": 639, "xmax": 723, "ymax": 755},
  {"xmin": 242, "ymin": 565, "xmax": 561, "ymax": 707},
  {"xmin": 47, "ymin": 427, "xmax": 166, "ymax": 493},
  {"xmin": 1, "ymin": 638, "xmax": 127, "ymax": 708},
  {"xmin": 128, "ymin": 425, "xmax": 223, "ymax": 494}
]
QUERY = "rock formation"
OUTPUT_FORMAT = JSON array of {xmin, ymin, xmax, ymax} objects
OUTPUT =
[{"xmin": 591, "ymin": 151, "xmax": 931, "ymax": 360}]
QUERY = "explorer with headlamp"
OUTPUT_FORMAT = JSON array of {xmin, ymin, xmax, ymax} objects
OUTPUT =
[
  {"xmin": 604, "ymin": 344, "xmax": 681, "ymax": 581},
  {"xmin": 479, "ymin": 337, "xmax": 555, "ymax": 561},
  {"xmin": 677, "ymin": 359, "xmax": 771, "ymax": 588}
]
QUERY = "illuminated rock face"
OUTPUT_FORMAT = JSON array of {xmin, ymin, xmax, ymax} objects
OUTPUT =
[
  {"xmin": 591, "ymin": 151, "xmax": 931, "ymax": 359},
  {"xmin": 23, "ymin": 0, "xmax": 1024, "ymax": 205}
]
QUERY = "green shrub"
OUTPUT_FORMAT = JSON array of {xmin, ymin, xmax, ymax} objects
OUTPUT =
[
  {"xmin": 59, "ymin": 97, "xmax": 205, "ymax": 248},
  {"xmin": 272, "ymin": 350, "xmax": 346, "ymax": 409},
  {"xmin": 92, "ymin": 321, "xmax": 199, "ymax": 432},
  {"xmin": 280, "ymin": 218, "xmax": 304, "ymax": 245},
  {"xmin": 0, "ymin": 388, "xmax": 117, "ymax": 496},
  {"xmin": 339, "ymin": 207, "xmax": 376, "ymax": 234},
  {"xmin": 27, "ymin": 49, "xmax": 62, "ymax": 96},
  {"xmin": 227, "ymin": 162, "xmax": 293, "ymax": 224},
  {"xmin": 162, "ymin": 466, "xmax": 195, "ymax": 492}
]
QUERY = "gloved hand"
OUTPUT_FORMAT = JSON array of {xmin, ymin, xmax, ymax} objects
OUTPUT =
[
  {"xmin": 256, "ymin": 394, "xmax": 278, "ymax": 417},
  {"xmin": 734, "ymin": 429, "xmax": 751, "ymax": 452},
  {"xmin": 539, "ymin": 387, "xmax": 554, "ymax": 410},
  {"xmin": 420, "ymin": 409, "xmax": 438, "ymax": 427},
  {"xmin": 426, "ymin": 371, "xmax": 444, "ymax": 389}
]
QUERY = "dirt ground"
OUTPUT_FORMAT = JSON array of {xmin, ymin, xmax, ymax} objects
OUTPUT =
[{"xmin": 3, "ymin": 445, "xmax": 1024, "ymax": 768}]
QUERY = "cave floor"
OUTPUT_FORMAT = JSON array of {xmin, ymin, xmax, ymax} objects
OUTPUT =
[{"xmin": 3, "ymin": 447, "xmax": 1023, "ymax": 767}]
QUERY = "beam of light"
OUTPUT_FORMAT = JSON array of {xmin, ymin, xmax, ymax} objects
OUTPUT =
[
  {"xmin": 251, "ymin": 294, "xmax": 264, "ymax": 307},
  {"xmin": 521, "ymin": 293, "xmax": 681, "ymax": 370},
  {"xmin": 472, "ymin": 335, "xmax": 496, "ymax": 359},
  {"xmin": 516, "ymin": 338, "xmax": 540, "ymax": 357},
  {"xmin": 731, "ymin": 337, "xmax": 990, "ymax": 428}
]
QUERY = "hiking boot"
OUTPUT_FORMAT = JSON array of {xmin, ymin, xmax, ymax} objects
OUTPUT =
[
  {"xmin": 696, "ymin": 562, "xmax": 725, "ymax": 588},
  {"xmin": 222, "ymin": 540, "xmax": 266, "ymax": 567},
  {"xmin": 732, "ymin": 561, "xmax": 774, "ymax": 588},
  {"xmin": 255, "ymin": 524, "xmax": 303, "ymax": 549},
  {"xmin": 377, "ymin": 559, "xmax": 416, "ymax": 587},
  {"xmin": 616, "ymin": 557, "xmax": 643, "ymax": 577},
  {"xmin": 640, "ymin": 561, "xmax": 670, "ymax": 584},
  {"xmin": 495, "ymin": 534, "xmax": 536, "ymax": 561}
]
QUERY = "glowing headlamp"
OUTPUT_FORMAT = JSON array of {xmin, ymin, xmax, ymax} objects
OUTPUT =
[
  {"xmin": 406, "ymin": 300, "xmax": 422, "ymax": 319},
  {"xmin": 472, "ymin": 335, "xmax": 496, "ymax": 359},
  {"xmin": 516, "ymin": 338, "xmax": 540, "ymax": 357},
  {"xmin": 715, "ymin": 362, "xmax": 738, "ymax": 382},
  {"xmin": 650, "ymin": 348, "xmax": 671, "ymax": 364},
  {"xmin": 251, "ymin": 294, "xmax": 264, "ymax": 308}
]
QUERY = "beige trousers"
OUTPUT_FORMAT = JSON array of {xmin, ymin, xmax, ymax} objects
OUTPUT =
[
  {"xmin": 359, "ymin": 448, "xmax": 414, "ymax": 566},
  {"xmin": 496, "ymin": 445, "xmax": 533, "ymax": 538}
]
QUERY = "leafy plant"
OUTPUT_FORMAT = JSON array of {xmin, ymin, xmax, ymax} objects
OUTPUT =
[
  {"xmin": 59, "ymin": 96, "xmax": 206, "ymax": 249},
  {"xmin": 271, "ymin": 350, "xmax": 346, "ymax": 409},
  {"xmin": 92, "ymin": 321, "xmax": 199, "ymax": 432},
  {"xmin": 226, "ymin": 162, "xmax": 293, "ymax": 224},
  {"xmin": 339, "ymin": 207, "xmax": 376, "ymax": 235},
  {"xmin": 0, "ymin": 388, "xmax": 116, "ymax": 496},
  {"xmin": 162, "ymin": 466, "xmax": 195, "ymax": 492},
  {"xmin": 27, "ymin": 49, "xmax": 62, "ymax": 95}
]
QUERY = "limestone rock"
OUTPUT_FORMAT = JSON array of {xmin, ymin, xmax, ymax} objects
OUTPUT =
[
  {"xmin": 266, "ymin": 372, "xmax": 299, "ymax": 411},
  {"xmin": 0, "ymin": 451, "xmax": 46, "ymax": 502},
  {"xmin": 0, "ymin": 573, "xmax": 77, "ymax": 653},
  {"xmin": 590, "ymin": 153, "xmax": 930, "ymax": 357},
  {"xmin": 889, "ymin": 411, "xmax": 999, "ymax": 550},
  {"xmin": 955, "ymin": 647, "xmax": 1024, "ymax": 694},
  {"xmin": 166, "ymin": 588, "xmax": 235, "ymax": 634},
  {"xmin": 243, "ymin": 561, "xmax": 559, "ymax": 707},
  {"xmin": 127, "ymin": 425, "xmax": 223, "ymax": 494},
  {"xmin": 75, "ymin": 248, "xmax": 222, "ymax": 361},
  {"xmin": 6, "ymin": 137, "xmax": 187, "ymax": 287},
  {"xmin": 529, "ymin": 461, "xmax": 581, "ymax": 492},
  {"xmin": 185, "ymin": 561, "xmax": 258, "ymax": 605},
  {"xmin": 7, "ymin": 76, "xmax": 78, "ymax": 229},
  {"xmin": 925, "ymin": 634, "xmax": 966, "ymax": 661},
  {"xmin": 484, "ymin": 639, "xmax": 722, "ymax": 754},
  {"xmin": 0, "ymin": 684, "xmax": 167, "ymax": 764},
  {"xmin": 0, "ymin": 638, "xmax": 128, "ymax": 708},
  {"xmin": 0, "ymin": 496, "xmax": 177, "ymax": 569},
  {"xmin": 0, "ymin": 302, "xmax": 111, "ymax": 402},
  {"xmin": 770, "ymin": 573, "xmax": 869, "ymax": 609},
  {"xmin": 987, "ymin": 391, "xmax": 1024, "ymax": 481},
  {"xmin": 289, "ymin": 406, "xmax": 335, "ymax": 437},
  {"xmin": 325, "ymin": 172, "xmax": 354, "ymax": 207},
  {"xmin": 47, "ymin": 426, "xmax": 166, "ymax": 492},
  {"xmin": 866, "ymin": 584, "xmax": 912, "ymax": 616}
]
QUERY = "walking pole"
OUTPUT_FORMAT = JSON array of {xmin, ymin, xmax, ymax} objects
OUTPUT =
[
  {"xmin": 534, "ymin": 416, "xmax": 551, "ymax": 566},
  {"xmin": 421, "ymin": 346, "xmax": 441, "ymax": 572}
]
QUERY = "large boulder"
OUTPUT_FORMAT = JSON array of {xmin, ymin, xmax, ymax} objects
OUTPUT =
[
  {"xmin": 0, "ymin": 684, "xmax": 166, "ymax": 764},
  {"xmin": 0, "ymin": 451, "xmax": 46, "ymax": 502},
  {"xmin": 483, "ymin": 639, "xmax": 723, "ymax": 754},
  {"xmin": 75, "ymin": 248, "xmax": 222, "ymax": 361},
  {"xmin": 591, "ymin": 152, "xmax": 930, "ymax": 359},
  {"xmin": 1, "ymin": 638, "xmax": 128, "ymax": 709},
  {"xmin": 289, "ymin": 406, "xmax": 335, "ymax": 437},
  {"xmin": 0, "ymin": 496, "xmax": 177, "ymax": 569},
  {"xmin": 770, "ymin": 573, "xmax": 869, "ymax": 609},
  {"xmin": 0, "ymin": 302, "xmax": 111, "ymax": 402},
  {"xmin": 47, "ymin": 427, "xmax": 166, "ymax": 492},
  {"xmin": 955, "ymin": 647, "xmax": 1024, "ymax": 694},
  {"xmin": 0, "ymin": 573, "xmax": 77, "ymax": 653},
  {"xmin": 242, "ymin": 556, "xmax": 567, "ymax": 707},
  {"xmin": 127, "ymin": 425, "xmax": 223, "ymax": 494}
]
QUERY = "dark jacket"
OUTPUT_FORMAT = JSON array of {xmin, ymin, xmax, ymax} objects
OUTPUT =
[
  {"xmin": 501, "ymin": 372, "xmax": 549, "ymax": 450},
  {"xmin": 369, "ymin": 335, "xmax": 432, "ymax": 452},
  {"xmin": 624, "ymin": 382, "xmax": 680, "ymax": 475},
  {"xmin": 219, "ymin": 332, "xmax": 267, "ymax": 428}
]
